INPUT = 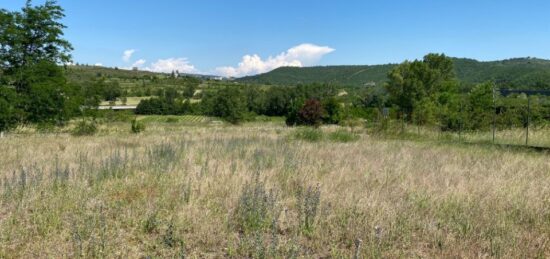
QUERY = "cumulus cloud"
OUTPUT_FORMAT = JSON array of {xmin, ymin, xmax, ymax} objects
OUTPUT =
[
  {"xmin": 94, "ymin": 63, "xmax": 103, "ymax": 67},
  {"xmin": 216, "ymin": 43, "xmax": 335, "ymax": 77},
  {"xmin": 122, "ymin": 49, "xmax": 136, "ymax": 62},
  {"xmin": 131, "ymin": 59, "xmax": 146, "ymax": 68},
  {"xmin": 144, "ymin": 58, "xmax": 199, "ymax": 74}
]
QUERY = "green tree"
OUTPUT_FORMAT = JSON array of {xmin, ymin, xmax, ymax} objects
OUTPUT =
[
  {"xmin": 183, "ymin": 84, "xmax": 196, "ymax": 99},
  {"xmin": 467, "ymin": 82, "xmax": 496, "ymax": 130},
  {"xmin": 20, "ymin": 61, "xmax": 79, "ymax": 124},
  {"xmin": 0, "ymin": 87, "xmax": 20, "ymax": 132},
  {"xmin": 322, "ymin": 97, "xmax": 343, "ymax": 124},
  {"xmin": 0, "ymin": 1, "xmax": 76, "ymax": 127},
  {"xmin": 205, "ymin": 87, "xmax": 247, "ymax": 124},
  {"xmin": 386, "ymin": 53, "xmax": 457, "ymax": 118},
  {"xmin": 1, "ymin": 0, "xmax": 72, "ymax": 85}
]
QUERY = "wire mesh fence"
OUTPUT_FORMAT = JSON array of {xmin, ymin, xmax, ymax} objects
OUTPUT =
[{"xmin": 368, "ymin": 89, "xmax": 550, "ymax": 149}]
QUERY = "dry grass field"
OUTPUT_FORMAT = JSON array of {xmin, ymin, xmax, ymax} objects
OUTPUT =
[{"xmin": 0, "ymin": 122, "xmax": 549, "ymax": 258}]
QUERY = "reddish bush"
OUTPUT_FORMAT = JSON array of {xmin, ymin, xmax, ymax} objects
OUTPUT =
[{"xmin": 298, "ymin": 99, "xmax": 324, "ymax": 127}]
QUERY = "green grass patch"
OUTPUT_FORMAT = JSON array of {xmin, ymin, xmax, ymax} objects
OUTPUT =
[
  {"xmin": 327, "ymin": 130, "xmax": 360, "ymax": 143},
  {"xmin": 290, "ymin": 128, "xmax": 324, "ymax": 142}
]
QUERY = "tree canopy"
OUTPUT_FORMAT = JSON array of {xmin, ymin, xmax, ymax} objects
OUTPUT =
[{"xmin": 0, "ymin": 0, "xmax": 76, "ymax": 130}]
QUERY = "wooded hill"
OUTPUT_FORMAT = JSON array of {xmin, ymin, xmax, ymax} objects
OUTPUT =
[{"xmin": 237, "ymin": 57, "xmax": 550, "ymax": 90}]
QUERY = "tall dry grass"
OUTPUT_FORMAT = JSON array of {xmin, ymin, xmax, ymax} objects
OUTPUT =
[{"xmin": 0, "ymin": 123, "xmax": 548, "ymax": 258}]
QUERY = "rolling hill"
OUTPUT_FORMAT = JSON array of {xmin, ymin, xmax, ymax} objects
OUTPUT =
[{"xmin": 238, "ymin": 57, "xmax": 550, "ymax": 90}]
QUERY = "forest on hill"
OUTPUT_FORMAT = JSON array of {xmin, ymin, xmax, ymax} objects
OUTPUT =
[{"xmin": 238, "ymin": 57, "xmax": 550, "ymax": 90}]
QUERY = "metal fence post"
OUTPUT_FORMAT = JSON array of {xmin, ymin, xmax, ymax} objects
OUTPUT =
[
  {"xmin": 459, "ymin": 101, "xmax": 463, "ymax": 142},
  {"xmin": 493, "ymin": 84, "xmax": 497, "ymax": 144},
  {"xmin": 526, "ymin": 96, "xmax": 530, "ymax": 146}
]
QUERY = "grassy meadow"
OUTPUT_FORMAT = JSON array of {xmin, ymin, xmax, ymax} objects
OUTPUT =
[{"xmin": 0, "ymin": 120, "xmax": 549, "ymax": 258}]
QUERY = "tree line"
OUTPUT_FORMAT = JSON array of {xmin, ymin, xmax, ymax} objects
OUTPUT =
[
  {"xmin": 2, "ymin": 1, "xmax": 549, "ymax": 132},
  {"xmin": 136, "ymin": 53, "xmax": 550, "ymax": 130}
]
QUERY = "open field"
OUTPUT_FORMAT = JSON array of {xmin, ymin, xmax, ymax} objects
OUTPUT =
[{"xmin": 0, "ymin": 122, "xmax": 549, "ymax": 258}]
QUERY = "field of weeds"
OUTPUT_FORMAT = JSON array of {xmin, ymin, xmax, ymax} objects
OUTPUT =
[{"xmin": 0, "ymin": 124, "xmax": 549, "ymax": 258}]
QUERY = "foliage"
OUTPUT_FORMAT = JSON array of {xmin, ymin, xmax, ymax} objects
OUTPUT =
[
  {"xmin": 297, "ymin": 99, "xmax": 324, "ymax": 127},
  {"xmin": 327, "ymin": 130, "xmax": 360, "ymax": 143},
  {"xmin": 466, "ymin": 82, "xmax": 496, "ymax": 130},
  {"xmin": 0, "ymin": 0, "xmax": 72, "ymax": 73},
  {"xmin": 238, "ymin": 57, "xmax": 550, "ymax": 90},
  {"xmin": 0, "ymin": 1, "xmax": 79, "ymax": 127},
  {"xmin": 296, "ymin": 184, "xmax": 321, "ymax": 234},
  {"xmin": 19, "ymin": 61, "xmax": 81, "ymax": 124},
  {"xmin": 386, "ymin": 53, "xmax": 457, "ymax": 116},
  {"xmin": 322, "ymin": 97, "xmax": 343, "ymax": 124},
  {"xmin": 136, "ymin": 97, "xmax": 193, "ymax": 115},
  {"xmin": 233, "ymin": 175, "xmax": 278, "ymax": 234},
  {"xmin": 202, "ymin": 87, "xmax": 247, "ymax": 124},
  {"xmin": 290, "ymin": 128, "xmax": 324, "ymax": 142},
  {"xmin": 72, "ymin": 119, "xmax": 98, "ymax": 136},
  {"xmin": 131, "ymin": 118, "xmax": 145, "ymax": 134},
  {"xmin": 0, "ymin": 87, "xmax": 19, "ymax": 132}
]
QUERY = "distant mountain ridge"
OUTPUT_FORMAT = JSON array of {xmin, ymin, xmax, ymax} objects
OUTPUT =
[{"xmin": 237, "ymin": 57, "xmax": 550, "ymax": 90}]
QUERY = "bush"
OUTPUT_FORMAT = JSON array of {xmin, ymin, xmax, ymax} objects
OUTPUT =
[
  {"xmin": 36, "ymin": 122, "xmax": 57, "ymax": 133},
  {"xmin": 72, "ymin": 120, "xmax": 98, "ymax": 136},
  {"xmin": 131, "ymin": 119, "xmax": 145, "ymax": 134},
  {"xmin": 101, "ymin": 110, "xmax": 134, "ymax": 122},
  {"xmin": 291, "ymin": 128, "xmax": 324, "ymax": 142},
  {"xmin": 296, "ymin": 184, "xmax": 321, "ymax": 234},
  {"xmin": 233, "ymin": 175, "xmax": 278, "ymax": 234},
  {"xmin": 298, "ymin": 99, "xmax": 324, "ymax": 127},
  {"xmin": 166, "ymin": 117, "xmax": 179, "ymax": 123},
  {"xmin": 328, "ymin": 130, "xmax": 360, "ymax": 143}
]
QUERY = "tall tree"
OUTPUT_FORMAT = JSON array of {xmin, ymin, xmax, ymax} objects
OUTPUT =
[
  {"xmin": 0, "ymin": 0, "xmax": 77, "ymax": 128},
  {"xmin": 386, "ymin": 53, "xmax": 458, "ymax": 119},
  {"xmin": 0, "ymin": 0, "xmax": 72, "ymax": 72}
]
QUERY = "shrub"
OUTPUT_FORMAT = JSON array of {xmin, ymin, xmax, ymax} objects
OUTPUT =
[
  {"xmin": 101, "ymin": 110, "xmax": 133, "ymax": 122},
  {"xmin": 339, "ymin": 118, "xmax": 366, "ymax": 132},
  {"xmin": 36, "ymin": 122, "xmax": 57, "ymax": 133},
  {"xmin": 233, "ymin": 175, "xmax": 278, "ymax": 234},
  {"xmin": 72, "ymin": 120, "xmax": 98, "ymax": 136},
  {"xmin": 143, "ymin": 212, "xmax": 159, "ymax": 234},
  {"xmin": 131, "ymin": 119, "xmax": 145, "ymax": 133},
  {"xmin": 296, "ymin": 184, "xmax": 321, "ymax": 234},
  {"xmin": 322, "ymin": 97, "xmax": 343, "ymax": 124},
  {"xmin": 291, "ymin": 128, "xmax": 324, "ymax": 142},
  {"xmin": 298, "ymin": 99, "xmax": 324, "ymax": 127},
  {"xmin": 328, "ymin": 130, "xmax": 360, "ymax": 143},
  {"xmin": 166, "ymin": 117, "xmax": 179, "ymax": 123}
]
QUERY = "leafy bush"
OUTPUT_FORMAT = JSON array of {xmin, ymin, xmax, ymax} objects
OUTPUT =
[
  {"xmin": 100, "ymin": 110, "xmax": 134, "ymax": 122},
  {"xmin": 166, "ymin": 117, "xmax": 179, "ymax": 123},
  {"xmin": 322, "ymin": 97, "xmax": 343, "ymax": 124},
  {"xmin": 328, "ymin": 130, "xmax": 360, "ymax": 143},
  {"xmin": 131, "ymin": 119, "xmax": 145, "ymax": 133},
  {"xmin": 298, "ymin": 99, "xmax": 324, "ymax": 127},
  {"xmin": 291, "ymin": 128, "xmax": 324, "ymax": 142},
  {"xmin": 72, "ymin": 120, "xmax": 98, "ymax": 136}
]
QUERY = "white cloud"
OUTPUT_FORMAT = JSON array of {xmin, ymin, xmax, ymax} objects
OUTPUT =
[
  {"xmin": 144, "ymin": 58, "xmax": 199, "ymax": 74},
  {"xmin": 216, "ymin": 43, "xmax": 335, "ymax": 77},
  {"xmin": 131, "ymin": 59, "xmax": 146, "ymax": 68},
  {"xmin": 94, "ymin": 63, "xmax": 103, "ymax": 67},
  {"xmin": 122, "ymin": 49, "xmax": 136, "ymax": 62}
]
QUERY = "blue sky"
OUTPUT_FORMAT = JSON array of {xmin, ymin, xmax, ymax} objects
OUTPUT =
[{"xmin": 4, "ymin": 0, "xmax": 550, "ymax": 76}]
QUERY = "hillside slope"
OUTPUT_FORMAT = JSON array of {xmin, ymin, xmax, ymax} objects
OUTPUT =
[{"xmin": 238, "ymin": 57, "xmax": 550, "ymax": 89}]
